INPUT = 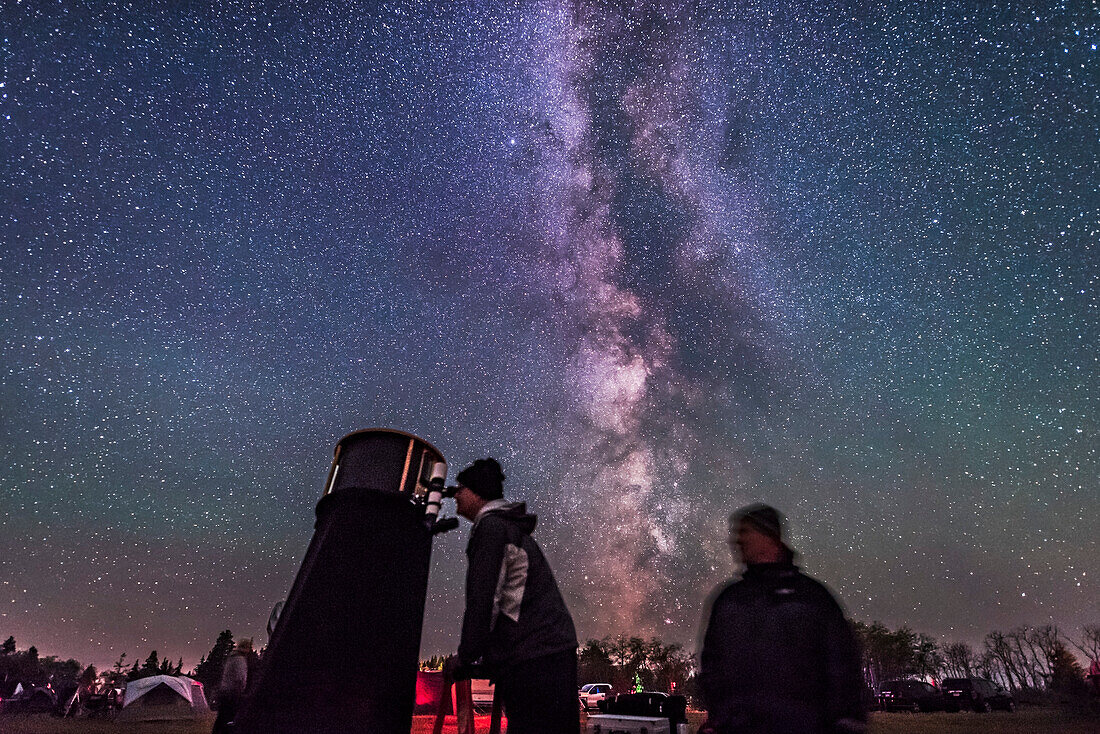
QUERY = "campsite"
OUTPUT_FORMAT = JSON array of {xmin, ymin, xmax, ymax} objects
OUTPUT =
[
  {"xmin": 2, "ymin": 708, "xmax": 1100, "ymax": 734},
  {"xmin": 114, "ymin": 676, "xmax": 209, "ymax": 723}
]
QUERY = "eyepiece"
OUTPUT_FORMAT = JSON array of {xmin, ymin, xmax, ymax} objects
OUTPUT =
[{"xmin": 423, "ymin": 461, "xmax": 449, "ymax": 525}]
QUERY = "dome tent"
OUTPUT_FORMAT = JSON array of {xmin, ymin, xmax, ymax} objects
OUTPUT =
[{"xmin": 117, "ymin": 675, "xmax": 209, "ymax": 721}]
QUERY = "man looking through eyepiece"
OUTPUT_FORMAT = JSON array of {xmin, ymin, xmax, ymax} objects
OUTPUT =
[{"xmin": 448, "ymin": 458, "xmax": 579, "ymax": 734}]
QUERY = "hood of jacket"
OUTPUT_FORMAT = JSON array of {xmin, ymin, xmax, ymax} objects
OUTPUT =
[{"xmin": 475, "ymin": 501, "xmax": 537, "ymax": 534}]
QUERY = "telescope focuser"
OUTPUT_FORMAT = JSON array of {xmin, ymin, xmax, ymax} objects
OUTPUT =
[{"xmin": 422, "ymin": 464, "xmax": 459, "ymax": 534}]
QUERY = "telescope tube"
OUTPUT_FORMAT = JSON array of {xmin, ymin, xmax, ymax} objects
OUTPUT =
[{"xmin": 233, "ymin": 429, "xmax": 446, "ymax": 734}]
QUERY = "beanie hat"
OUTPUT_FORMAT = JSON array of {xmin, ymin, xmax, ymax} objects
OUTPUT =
[
  {"xmin": 731, "ymin": 503, "xmax": 784, "ymax": 542},
  {"xmin": 456, "ymin": 458, "xmax": 505, "ymax": 500}
]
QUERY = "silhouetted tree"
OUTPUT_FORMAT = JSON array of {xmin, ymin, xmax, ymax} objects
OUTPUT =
[
  {"xmin": 644, "ymin": 640, "xmax": 693, "ymax": 693},
  {"xmin": 976, "ymin": 649, "xmax": 999, "ymax": 683},
  {"xmin": 105, "ymin": 653, "xmax": 128, "ymax": 687},
  {"xmin": 79, "ymin": 665, "xmax": 98, "ymax": 692},
  {"xmin": 419, "ymin": 655, "xmax": 446, "ymax": 671},
  {"xmin": 41, "ymin": 656, "xmax": 82, "ymax": 689},
  {"xmin": 942, "ymin": 641, "xmax": 977, "ymax": 678},
  {"xmin": 578, "ymin": 639, "xmax": 615, "ymax": 687},
  {"xmin": 194, "ymin": 630, "xmax": 235, "ymax": 694},
  {"xmin": 985, "ymin": 631, "xmax": 1023, "ymax": 689},
  {"xmin": 1011, "ymin": 626, "xmax": 1054, "ymax": 688},
  {"xmin": 983, "ymin": 625, "xmax": 1083, "ymax": 691},
  {"xmin": 1069, "ymin": 625, "xmax": 1100, "ymax": 668},
  {"xmin": 853, "ymin": 622, "xmax": 920, "ymax": 689},
  {"xmin": 1, "ymin": 636, "xmax": 15, "ymax": 655},
  {"xmin": 1048, "ymin": 639, "xmax": 1086, "ymax": 695},
  {"xmin": 912, "ymin": 634, "xmax": 943, "ymax": 680},
  {"xmin": 576, "ymin": 637, "xmax": 692, "ymax": 693},
  {"xmin": 140, "ymin": 650, "xmax": 160, "ymax": 678},
  {"xmin": 606, "ymin": 635, "xmax": 643, "ymax": 670},
  {"xmin": 0, "ymin": 647, "xmax": 45, "ymax": 686}
]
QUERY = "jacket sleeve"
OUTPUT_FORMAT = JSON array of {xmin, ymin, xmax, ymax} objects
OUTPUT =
[
  {"xmin": 699, "ymin": 591, "xmax": 749, "ymax": 733},
  {"xmin": 699, "ymin": 602, "xmax": 722, "ymax": 713},
  {"xmin": 458, "ymin": 518, "xmax": 509, "ymax": 667}
]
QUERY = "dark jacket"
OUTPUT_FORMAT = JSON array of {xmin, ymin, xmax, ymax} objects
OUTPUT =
[
  {"xmin": 700, "ymin": 560, "xmax": 865, "ymax": 734},
  {"xmin": 458, "ymin": 502, "xmax": 577, "ymax": 673}
]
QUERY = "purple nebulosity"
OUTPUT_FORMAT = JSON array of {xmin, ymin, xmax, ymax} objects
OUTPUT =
[{"xmin": 530, "ymin": 3, "xmax": 765, "ymax": 634}]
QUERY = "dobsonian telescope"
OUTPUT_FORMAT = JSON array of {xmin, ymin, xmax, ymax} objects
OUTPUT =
[{"xmin": 233, "ymin": 428, "xmax": 458, "ymax": 734}]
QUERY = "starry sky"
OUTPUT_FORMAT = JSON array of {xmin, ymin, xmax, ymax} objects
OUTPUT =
[{"xmin": 1, "ymin": 2, "xmax": 1096, "ymax": 671}]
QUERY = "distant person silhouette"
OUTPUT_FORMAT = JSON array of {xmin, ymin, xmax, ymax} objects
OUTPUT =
[
  {"xmin": 212, "ymin": 638, "xmax": 256, "ymax": 734},
  {"xmin": 448, "ymin": 457, "xmax": 579, "ymax": 734},
  {"xmin": 699, "ymin": 504, "xmax": 865, "ymax": 734}
]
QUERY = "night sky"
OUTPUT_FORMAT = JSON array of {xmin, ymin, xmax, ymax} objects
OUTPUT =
[{"xmin": 2, "ymin": 2, "xmax": 1096, "ymax": 671}]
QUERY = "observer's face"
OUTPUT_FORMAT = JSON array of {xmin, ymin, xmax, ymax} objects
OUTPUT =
[
  {"xmin": 734, "ymin": 522, "xmax": 777, "ymax": 565},
  {"xmin": 455, "ymin": 486, "xmax": 478, "ymax": 520}
]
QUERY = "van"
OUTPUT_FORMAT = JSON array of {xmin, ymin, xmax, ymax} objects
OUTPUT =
[{"xmin": 940, "ymin": 677, "xmax": 1014, "ymax": 712}]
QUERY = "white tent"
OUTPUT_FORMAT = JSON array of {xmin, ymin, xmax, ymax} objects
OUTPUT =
[
  {"xmin": 0, "ymin": 682, "xmax": 24, "ymax": 698},
  {"xmin": 117, "ymin": 675, "xmax": 209, "ymax": 721}
]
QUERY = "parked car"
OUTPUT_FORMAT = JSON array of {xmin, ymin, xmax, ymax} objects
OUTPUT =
[
  {"xmin": 940, "ymin": 677, "xmax": 1014, "ymax": 712},
  {"xmin": 878, "ymin": 679, "xmax": 943, "ymax": 712},
  {"xmin": 578, "ymin": 683, "xmax": 613, "ymax": 711}
]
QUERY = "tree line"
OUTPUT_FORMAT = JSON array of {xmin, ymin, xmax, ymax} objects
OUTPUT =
[
  {"xmin": 849, "ymin": 622, "xmax": 1097, "ymax": 696},
  {"xmin": 549, "ymin": 622, "xmax": 1100, "ymax": 703},
  {"xmin": 566, "ymin": 623, "xmax": 1098, "ymax": 701},
  {"xmin": 0, "ymin": 629, "xmax": 244, "ymax": 704},
  {"xmin": 7, "ymin": 620, "xmax": 1097, "ymax": 705},
  {"xmin": 577, "ymin": 636, "xmax": 694, "ymax": 695},
  {"xmin": 0, "ymin": 635, "xmax": 88, "ymax": 693}
]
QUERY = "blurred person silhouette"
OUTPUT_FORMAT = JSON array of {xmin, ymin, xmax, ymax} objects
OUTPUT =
[
  {"xmin": 212, "ymin": 637, "xmax": 256, "ymax": 734},
  {"xmin": 446, "ymin": 457, "xmax": 579, "ymax": 734},
  {"xmin": 699, "ymin": 504, "xmax": 865, "ymax": 734}
]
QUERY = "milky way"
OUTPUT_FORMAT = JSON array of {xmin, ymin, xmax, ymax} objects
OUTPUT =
[
  {"xmin": 1, "ymin": 2, "xmax": 1096, "ymax": 669},
  {"xmin": 534, "ymin": 3, "xmax": 761, "ymax": 634}
]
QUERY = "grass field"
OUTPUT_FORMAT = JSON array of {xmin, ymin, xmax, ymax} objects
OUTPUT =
[
  {"xmin": 1, "ymin": 708, "xmax": 1096, "ymax": 733},
  {"xmin": 864, "ymin": 708, "xmax": 1098, "ymax": 733}
]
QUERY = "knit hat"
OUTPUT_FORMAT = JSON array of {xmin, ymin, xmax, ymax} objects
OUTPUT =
[
  {"xmin": 730, "ymin": 503, "xmax": 784, "ymax": 542},
  {"xmin": 455, "ymin": 458, "xmax": 505, "ymax": 500}
]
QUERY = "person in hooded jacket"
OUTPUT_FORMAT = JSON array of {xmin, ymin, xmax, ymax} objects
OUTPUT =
[
  {"xmin": 699, "ymin": 504, "xmax": 865, "ymax": 734},
  {"xmin": 449, "ymin": 458, "xmax": 579, "ymax": 734}
]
